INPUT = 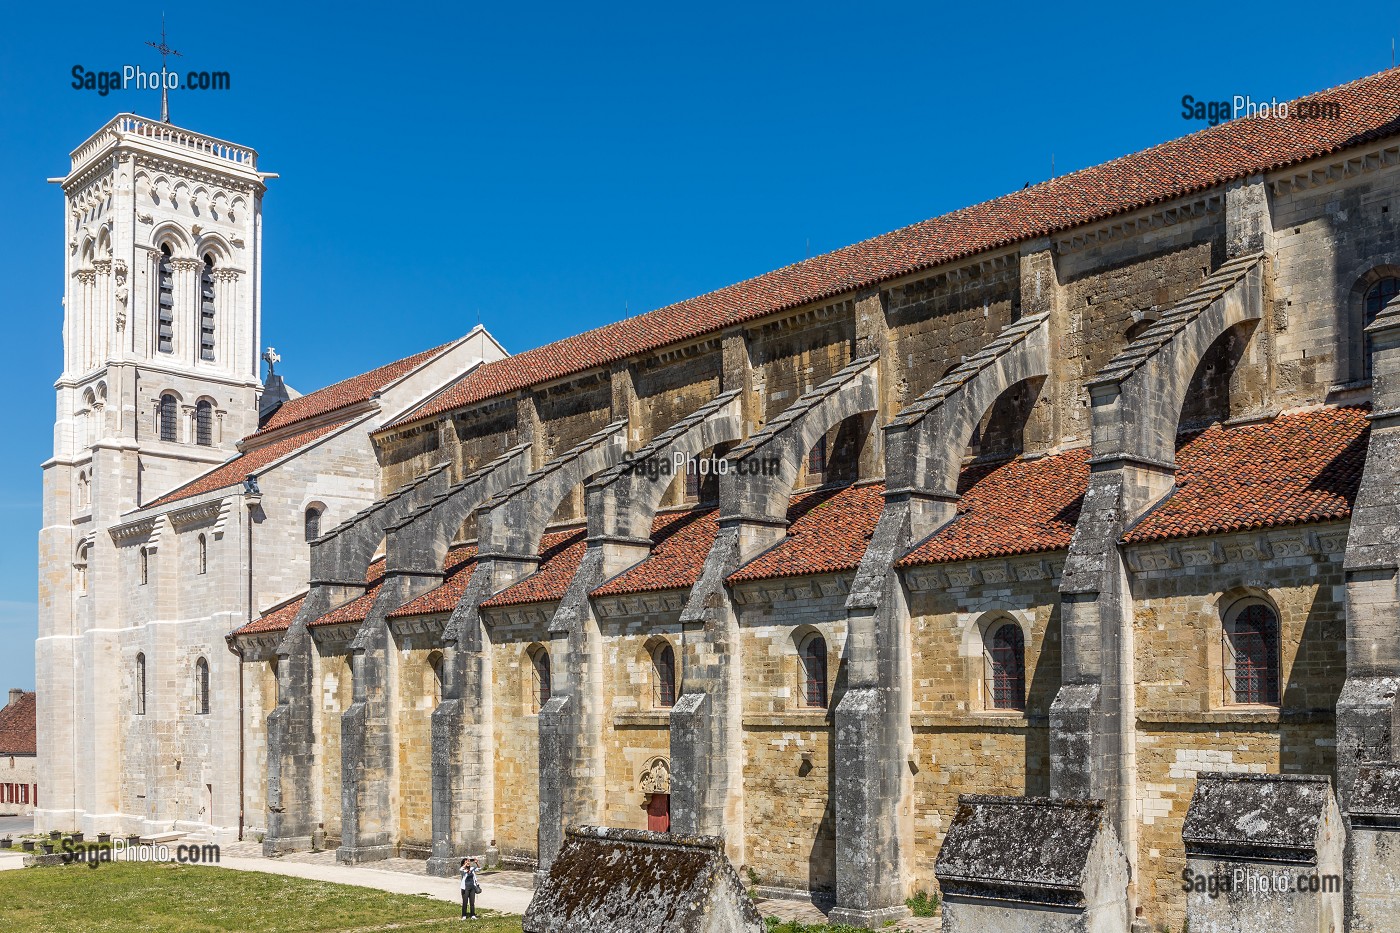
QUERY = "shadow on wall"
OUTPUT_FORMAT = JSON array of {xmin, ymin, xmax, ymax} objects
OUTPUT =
[{"xmin": 1024, "ymin": 604, "xmax": 1062, "ymax": 799}]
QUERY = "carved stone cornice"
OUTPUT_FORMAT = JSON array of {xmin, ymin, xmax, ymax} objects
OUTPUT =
[
  {"xmin": 729, "ymin": 572, "xmax": 851, "ymax": 607},
  {"xmin": 109, "ymin": 515, "xmax": 162, "ymax": 546},
  {"xmin": 903, "ymin": 555, "xmax": 1062, "ymax": 593},
  {"xmin": 591, "ymin": 590, "xmax": 687, "ymax": 620},
  {"xmin": 167, "ymin": 498, "xmax": 229, "ymax": 533}
]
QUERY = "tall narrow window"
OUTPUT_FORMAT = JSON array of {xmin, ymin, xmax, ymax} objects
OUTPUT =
[
  {"xmin": 157, "ymin": 244, "xmax": 175, "ymax": 353},
  {"xmin": 304, "ymin": 506, "xmax": 322, "ymax": 542},
  {"xmin": 195, "ymin": 657, "xmax": 210, "ymax": 715},
  {"xmin": 158, "ymin": 393, "xmax": 177, "ymax": 442},
  {"xmin": 76, "ymin": 544, "xmax": 90, "ymax": 596},
  {"xmin": 200, "ymin": 254, "xmax": 216, "ymax": 361},
  {"xmin": 531, "ymin": 647, "xmax": 552, "ymax": 711},
  {"xmin": 807, "ymin": 435, "xmax": 827, "ymax": 481},
  {"xmin": 135, "ymin": 653, "xmax": 147, "ymax": 715},
  {"xmin": 428, "ymin": 651, "xmax": 444, "ymax": 706},
  {"xmin": 195, "ymin": 400, "xmax": 214, "ymax": 446},
  {"xmin": 653, "ymin": 643, "xmax": 677, "ymax": 708},
  {"xmin": 139, "ymin": 547, "xmax": 150, "ymax": 586},
  {"xmin": 1225, "ymin": 602, "xmax": 1281, "ymax": 706},
  {"xmin": 1364, "ymin": 277, "xmax": 1400, "ymax": 379},
  {"xmin": 986, "ymin": 622, "xmax": 1027, "ymax": 711},
  {"xmin": 197, "ymin": 534, "xmax": 207, "ymax": 575},
  {"xmin": 800, "ymin": 634, "xmax": 828, "ymax": 709}
]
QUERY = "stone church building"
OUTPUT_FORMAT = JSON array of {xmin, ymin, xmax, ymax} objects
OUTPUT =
[{"xmin": 36, "ymin": 69, "xmax": 1400, "ymax": 929}]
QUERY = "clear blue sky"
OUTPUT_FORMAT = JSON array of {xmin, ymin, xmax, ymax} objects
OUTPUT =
[{"xmin": 0, "ymin": 1, "xmax": 1394, "ymax": 693}]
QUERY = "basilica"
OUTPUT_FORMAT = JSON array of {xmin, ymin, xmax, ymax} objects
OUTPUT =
[{"xmin": 36, "ymin": 69, "xmax": 1400, "ymax": 930}]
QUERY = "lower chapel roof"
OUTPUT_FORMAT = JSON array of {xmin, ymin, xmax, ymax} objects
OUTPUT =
[{"xmin": 233, "ymin": 405, "xmax": 1368, "ymax": 639}]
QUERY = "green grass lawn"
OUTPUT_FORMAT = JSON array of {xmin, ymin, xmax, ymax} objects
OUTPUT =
[{"xmin": 0, "ymin": 862, "xmax": 523, "ymax": 932}]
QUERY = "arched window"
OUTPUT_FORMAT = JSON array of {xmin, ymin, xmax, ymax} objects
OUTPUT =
[
  {"xmin": 195, "ymin": 400, "xmax": 214, "ymax": 446},
  {"xmin": 195, "ymin": 657, "xmax": 210, "ymax": 715},
  {"xmin": 985, "ymin": 622, "xmax": 1027, "ymax": 711},
  {"xmin": 531, "ymin": 647, "xmax": 552, "ymax": 711},
  {"xmin": 806, "ymin": 435, "xmax": 827, "ymax": 483},
  {"xmin": 1224, "ymin": 601, "xmax": 1281, "ymax": 706},
  {"xmin": 77, "ymin": 471, "xmax": 89, "ymax": 509},
  {"xmin": 199, "ymin": 254, "xmax": 216, "ymax": 361},
  {"xmin": 158, "ymin": 393, "xmax": 177, "ymax": 442},
  {"xmin": 800, "ymin": 633, "xmax": 828, "ymax": 709},
  {"xmin": 135, "ymin": 653, "xmax": 147, "ymax": 715},
  {"xmin": 1364, "ymin": 277, "xmax": 1400, "ymax": 379},
  {"xmin": 653, "ymin": 643, "xmax": 677, "ymax": 708},
  {"xmin": 304, "ymin": 506, "xmax": 323, "ymax": 542},
  {"xmin": 76, "ymin": 544, "xmax": 90, "ymax": 596},
  {"xmin": 196, "ymin": 534, "xmax": 207, "ymax": 575},
  {"xmin": 428, "ymin": 651, "xmax": 445, "ymax": 706},
  {"xmin": 139, "ymin": 547, "xmax": 150, "ymax": 586},
  {"xmin": 157, "ymin": 244, "xmax": 175, "ymax": 354}
]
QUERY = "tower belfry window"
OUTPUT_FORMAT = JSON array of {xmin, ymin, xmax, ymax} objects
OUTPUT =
[
  {"xmin": 196, "ymin": 400, "xmax": 213, "ymax": 446},
  {"xmin": 157, "ymin": 244, "xmax": 175, "ymax": 354},
  {"xmin": 159, "ymin": 393, "xmax": 178, "ymax": 442},
  {"xmin": 200, "ymin": 254, "xmax": 216, "ymax": 361}
]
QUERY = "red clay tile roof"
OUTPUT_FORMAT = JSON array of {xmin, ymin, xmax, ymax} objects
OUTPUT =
[
  {"xmin": 898, "ymin": 449, "xmax": 1092, "ymax": 567},
  {"xmin": 388, "ymin": 545, "xmax": 480, "ymax": 618},
  {"xmin": 253, "ymin": 342, "xmax": 454, "ymax": 438},
  {"xmin": 729, "ymin": 483, "xmax": 885, "ymax": 583},
  {"xmin": 236, "ymin": 594, "xmax": 305, "ymax": 635},
  {"xmin": 897, "ymin": 406, "xmax": 1369, "ymax": 566},
  {"xmin": 1124, "ymin": 406, "xmax": 1368, "ymax": 543},
  {"xmin": 231, "ymin": 558, "xmax": 388, "ymax": 636},
  {"xmin": 389, "ymin": 69, "xmax": 1400, "ymax": 430},
  {"xmin": 314, "ymin": 558, "xmax": 389, "ymax": 627},
  {"xmin": 591, "ymin": 507, "xmax": 720, "ymax": 598},
  {"xmin": 479, "ymin": 528, "xmax": 589, "ymax": 608},
  {"xmin": 0, "ymin": 690, "xmax": 36, "ymax": 756},
  {"xmin": 145, "ymin": 416, "xmax": 356, "ymax": 509}
]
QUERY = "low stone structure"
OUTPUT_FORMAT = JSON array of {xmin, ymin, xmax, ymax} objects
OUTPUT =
[
  {"xmin": 1344, "ymin": 763, "xmax": 1400, "ymax": 932},
  {"xmin": 934, "ymin": 794, "xmax": 1129, "ymax": 933},
  {"xmin": 1182, "ymin": 772, "xmax": 1344, "ymax": 933},
  {"xmin": 522, "ymin": 826, "xmax": 761, "ymax": 933}
]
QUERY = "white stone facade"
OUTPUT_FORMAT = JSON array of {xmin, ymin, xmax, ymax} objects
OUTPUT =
[{"xmin": 35, "ymin": 114, "xmax": 506, "ymax": 842}]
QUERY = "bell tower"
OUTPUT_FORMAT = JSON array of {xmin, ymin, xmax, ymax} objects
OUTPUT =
[
  {"xmin": 51, "ymin": 114, "xmax": 267, "ymax": 483},
  {"xmin": 37, "ymin": 114, "xmax": 269, "ymax": 832}
]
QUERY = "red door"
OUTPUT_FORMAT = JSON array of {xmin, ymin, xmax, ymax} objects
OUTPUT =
[{"xmin": 646, "ymin": 793, "xmax": 670, "ymax": 832}]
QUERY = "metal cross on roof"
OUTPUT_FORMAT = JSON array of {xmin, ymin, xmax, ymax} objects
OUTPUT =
[{"xmin": 145, "ymin": 15, "xmax": 182, "ymax": 123}]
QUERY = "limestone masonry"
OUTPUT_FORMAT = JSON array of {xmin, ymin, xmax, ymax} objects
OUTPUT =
[{"xmin": 35, "ymin": 69, "xmax": 1400, "ymax": 930}]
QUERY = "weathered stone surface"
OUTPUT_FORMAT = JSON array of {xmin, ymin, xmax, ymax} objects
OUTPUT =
[
  {"xmin": 935, "ymin": 794, "xmax": 1128, "ymax": 933},
  {"xmin": 1183, "ymin": 773, "xmax": 1343, "ymax": 933},
  {"xmin": 522, "ymin": 826, "xmax": 761, "ymax": 933}
]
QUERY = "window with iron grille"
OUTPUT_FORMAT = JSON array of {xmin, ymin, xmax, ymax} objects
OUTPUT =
[
  {"xmin": 158, "ymin": 393, "xmax": 177, "ymax": 442},
  {"xmin": 305, "ymin": 507, "xmax": 322, "ymax": 542},
  {"xmin": 807, "ymin": 435, "xmax": 827, "ymax": 481},
  {"xmin": 196, "ymin": 400, "xmax": 214, "ymax": 446},
  {"xmin": 532, "ymin": 648, "xmax": 552, "ymax": 710},
  {"xmin": 157, "ymin": 244, "xmax": 174, "ymax": 353},
  {"xmin": 1364, "ymin": 277, "xmax": 1400, "ymax": 379},
  {"xmin": 200, "ymin": 255, "xmax": 216, "ymax": 361},
  {"xmin": 196, "ymin": 657, "xmax": 210, "ymax": 715},
  {"xmin": 985, "ymin": 622, "xmax": 1026, "ymax": 711},
  {"xmin": 136, "ymin": 653, "xmax": 147, "ymax": 715},
  {"xmin": 139, "ymin": 547, "xmax": 150, "ymax": 586},
  {"xmin": 1224, "ymin": 603, "xmax": 1280, "ymax": 705},
  {"xmin": 801, "ymin": 634, "xmax": 828, "ymax": 709},
  {"xmin": 653, "ymin": 643, "xmax": 676, "ymax": 708},
  {"xmin": 197, "ymin": 534, "xmax": 207, "ymax": 575}
]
